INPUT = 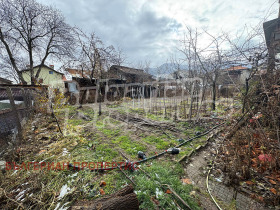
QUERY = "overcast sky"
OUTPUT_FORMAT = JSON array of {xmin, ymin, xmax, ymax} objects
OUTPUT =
[{"xmin": 39, "ymin": 0, "xmax": 278, "ymax": 68}]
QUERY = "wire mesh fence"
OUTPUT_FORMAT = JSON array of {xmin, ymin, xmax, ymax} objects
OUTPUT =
[{"xmin": 0, "ymin": 85, "xmax": 47, "ymax": 149}]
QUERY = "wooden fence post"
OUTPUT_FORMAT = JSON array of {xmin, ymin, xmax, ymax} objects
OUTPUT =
[
  {"xmin": 6, "ymin": 87, "xmax": 23, "ymax": 143},
  {"xmin": 21, "ymin": 88, "xmax": 28, "ymax": 109}
]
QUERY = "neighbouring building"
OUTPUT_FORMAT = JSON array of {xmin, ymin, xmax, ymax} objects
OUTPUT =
[
  {"xmin": 64, "ymin": 68, "xmax": 94, "ymax": 87},
  {"xmin": 0, "ymin": 77, "xmax": 12, "ymax": 85},
  {"xmin": 108, "ymin": 65, "xmax": 154, "ymax": 83},
  {"xmin": 263, "ymin": 3, "xmax": 280, "ymax": 70},
  {"xmin": 21, "ymin": 64, "xmax": 64, "ymax": 90},
  {"xmin": 219, "ymin": 66, "xmax": 251, "ymax": 85},
  {"xmin": 66, "ymin": 68, "xmax": 91, "ymax": 79}
]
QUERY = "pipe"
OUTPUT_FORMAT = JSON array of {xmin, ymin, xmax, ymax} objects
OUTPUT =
[{"xmin": 68, "ymin": 122, "xmax": 225, "ymax": 172}]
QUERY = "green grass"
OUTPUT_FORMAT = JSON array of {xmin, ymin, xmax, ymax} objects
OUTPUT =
[
  {"xmin": 99, "ymin": 128, "xmax": 120, "ymax": 138},
  {"xmin": 142, "ymin": 135, "xmax": 172, "ymax": 150},
  {"xmin": 112, "ymin": 135, "xmax": 147, "ymax": 155},
  {"xmin": 117, "ymin": 161, "xmax": 200, "ymax": 209},
  {"xmin": 68, "ymin": 119, "xmax": 86, "ymax": 126}
]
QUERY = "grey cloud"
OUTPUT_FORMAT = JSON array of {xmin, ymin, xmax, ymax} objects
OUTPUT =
[
  {"xmin": 38, "ymin": 0, "xmax": 182, "ymax": 66},
  {"xmin": 37, "ymin": 0, "xmax": 273, "ymax": 67},
  {"xmin": 198, "ymin": 17, "xmax": 209, "ymax": 23}
]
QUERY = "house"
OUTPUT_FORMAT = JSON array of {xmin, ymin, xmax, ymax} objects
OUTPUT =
[
  {"xmin": 173, "ymin": 70, "xmax": 189, "ymax": 80},
  {"xmin": 21, "ymin": 64, "xmax": 64, "ymax": 90},
  {"xmin": 108, "ymin": 65, "xmax": 154, "ymax": 83},
  {"xmin": 219, "ymin": 66, "xmax": 251, "ymax": 85},
  {"xmin": 64, "ymin": 68, "xmax": 127, "ymax": 104},
  {"xmin": 263, "ymin": 7, "xmax": 280, "ymax": 69},
  {"xmin": 0, "ymin": 77, "xmax": 12, "ymax": 85}
]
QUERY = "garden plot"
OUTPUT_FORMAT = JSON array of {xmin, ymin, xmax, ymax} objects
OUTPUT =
[{"xmin": 0, "ymin": 103, "xmax": 226, "ymax": 209}]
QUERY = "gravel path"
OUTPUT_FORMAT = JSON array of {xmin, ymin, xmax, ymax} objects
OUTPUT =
[{"xmin": 183, "ymin": 138, "xmax": 268, "ymax": 210}]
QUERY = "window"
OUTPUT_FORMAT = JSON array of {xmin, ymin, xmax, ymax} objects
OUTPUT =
[
  {"xmin": 275, "ymin": 32, "xmax": 280, "ymax": 40},
  {"xmin": 274, "ymin": 45, "xmax": 280, "ymax": 60},
  {"xmin": 49, "ymin": 71, "xmax": 53, "ymax": 74}
]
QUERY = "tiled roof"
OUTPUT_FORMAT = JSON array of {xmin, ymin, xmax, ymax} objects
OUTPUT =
[
  {"xmin": 66, "ymin": 68, "xmax": 92, "ymax": 79},
  {"xmin": 226, "ymin": 66, "xmax": 249, "ymax": 71}
]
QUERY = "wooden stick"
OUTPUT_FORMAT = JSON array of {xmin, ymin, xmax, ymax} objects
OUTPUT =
[
  {"xmin": 161, "ymin": 184, "xmax": 191, "ymax": 210},
  {"xmin": 117, "ymin": 165, "xmax": 136, "ymax": 186}
]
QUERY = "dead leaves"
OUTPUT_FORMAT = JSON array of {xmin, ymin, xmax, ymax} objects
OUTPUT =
[
  {"xmin": 182, "ymin": 178, "xmax": 192, "ymax": 185},
  {"xmin": 99, "ymin": 180, "xmax": 106, "ymax": 187},
  {"xmin": 257, "ymin": 196, "xmax": 264, "ymax": 202},
  {"xmin": 265, "ymin": 175, "xmax": 280, "ymax": 185},
  {"xmin": 99, "ymin": 180, "xmax": 106, "ymax": 195},
  {"xmin": 165, "ymin": 189, "xmax": 172, "ymax": 194},
  {"xmin": 269, "ymin": 180, "xmax": 277, "ymax": 185},
  {"xmin": 253, "ymin": 133, "xmax": 260, "ymax": 138},
  {"xmin": 99, "ymin": 189, "xmax": 105, "ymax": 195},
  {"xmin": 251, "ymin": 158, "xmax": 258, "ymax": 164},
  {"xmin": 270, "ymin": 188, "xmax": 277, "ymax": 195},
  {"xmin": 246, "ymin": 181, "xmax": 254, "ymax": 185}
]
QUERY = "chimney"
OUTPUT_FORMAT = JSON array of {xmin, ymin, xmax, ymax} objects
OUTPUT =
[{"xmin": 49, "ymin": 65, "xmax": 54, "ymax": 69}]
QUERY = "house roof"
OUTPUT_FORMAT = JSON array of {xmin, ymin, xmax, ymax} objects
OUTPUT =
[
  {"xmin": 0, "ymin": 77, "xmax": 12, "ymax": 84},
  {"xmin": 226, "ymin": 66, "xmax": 249, "ymax": 71},
  {"xmin": 66, "ymin": 68, "xmax": 92, "ymax": 79},
  {"xmin": 21, "ymin": 64, "xmax": 64, "ymax": 75},
  {"xmin": 110, "ymin": 65, "xmax": 152, "ymax": 77},
  {"xmin": 263, "ymin": 18, "xmax": 280, "ymax": 47}
]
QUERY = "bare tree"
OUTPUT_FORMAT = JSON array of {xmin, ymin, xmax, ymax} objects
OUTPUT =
[
  {"xmin": 74, "ymin": 30, "xmax": 125, "ymax": 80},
  {"xmin": 0, "ymin": 0, "xmax": 75, "ymax": 84},
  {"xmin": 223, "ymin": 23, "xmax": 268, "ymax": 113},
  {"xmin": 73, "ymin": 29, "xmax": 125, "ymax": 113},
  {"xmin": 112, "ymin": 47, "xmax": 127, "ymax": 66},
  {"xmin": 135, "ymin": 59, "xmax": 151, "ymax": 73},
  {"xmin": 180, "ymin": 27, "xmax": 226, "ymax": 111}
]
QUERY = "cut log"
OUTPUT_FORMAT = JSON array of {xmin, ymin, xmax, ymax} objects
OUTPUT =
[{"xmin": 72, "ymin": 185, "xmax": 139, "ymax": 210}]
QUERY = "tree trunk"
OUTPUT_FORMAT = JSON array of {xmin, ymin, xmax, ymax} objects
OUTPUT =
[
  {"xmin": 28, "ymin": 43, "xmax": 35, "ymax": 85},
  {"xmin": 189, "ymin": 82, "xmax": 194, "ymax": 120},
  {"xmin": 72, "ymin": 185, "xmax": 139, "ymax": 210},
  {"xmin": 242, "ymin": 78, "xmax": 249, "ymax": 113},
  {"xmin": 79, "ymin": 90, "xmax": 87, "ymax": 108},
  {"xmin": 212, "ymin": 81, "xmax": 216, "ymax": 111},
  {"xmin": 98, "ymin": 83, "xmax": 102, "ymax": 116}
]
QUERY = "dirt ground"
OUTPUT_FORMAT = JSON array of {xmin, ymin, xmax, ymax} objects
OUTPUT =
[{"xmin": 0, "ymin": 100, "xmax": 276, "ymax": 209}]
